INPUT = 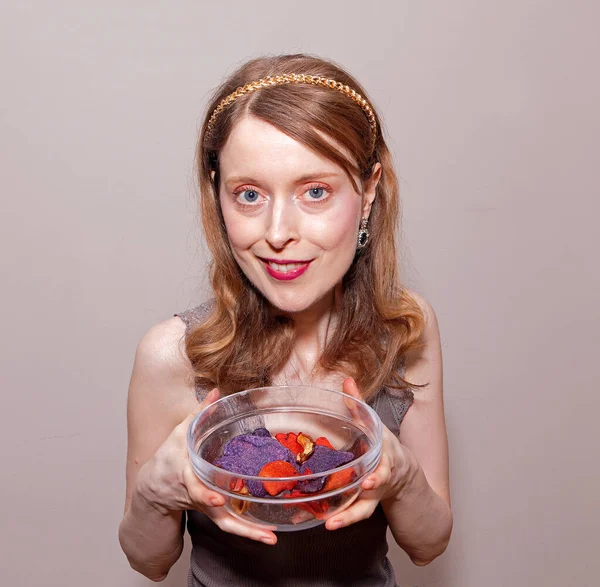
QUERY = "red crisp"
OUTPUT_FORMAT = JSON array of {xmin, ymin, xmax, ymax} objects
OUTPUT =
[
  {"xmin": 230, "ymin": 478, "xmax": 245, "ymax": 493},
  {"xmin": 315, "ymin": 436, "xmax": 334, "ymax": 449},
  {"xmin": 258, "ymin": 460, "xmax": 299, "ymax": 496},
  {"xmin": 286, "ymin": 489, "xmax": 330, "ymax": 519},
  {"xmin": 275, "ymin": 432, "xmax": 303, "ymax": 456}
]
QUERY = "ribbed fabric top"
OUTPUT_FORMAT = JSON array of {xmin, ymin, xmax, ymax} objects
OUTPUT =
[{"xmin": 176, "ymin": 302, "xmax": 414, "ymax": 587}]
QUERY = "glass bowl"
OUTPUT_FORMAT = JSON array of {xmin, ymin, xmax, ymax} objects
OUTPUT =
[{"xmin": 187, "ymin": 385, "xmax": 382, "ymax": 532}]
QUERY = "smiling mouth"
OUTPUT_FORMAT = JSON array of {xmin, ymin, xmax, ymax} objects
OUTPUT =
[
  {"xmin": 266, "ymin": 261, "xmax": 309, "ymax": 272},
  {"xmin": 257, "ymin": 257, "xmax": 314, "ymax": 280},
  {"xmin": 259, "ymin": 258, "xmax": 313, "ymax": 273}
]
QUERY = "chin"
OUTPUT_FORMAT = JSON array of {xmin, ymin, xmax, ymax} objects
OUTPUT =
[{"xmin": 259, "ymin": 287, "xmax": 330, "ymax": 316}]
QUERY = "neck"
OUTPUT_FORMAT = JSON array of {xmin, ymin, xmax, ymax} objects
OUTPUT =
[
  {"xmin": 294, "ymin": 297, "xmax": 334, "ymax": 341},
  {"xmin": 274, "ymin": 285, "xmax": 342, "ymax": 379},
  {"xmin": 285, "ymin": 284, "xmax": 341, "ymax": 338}
]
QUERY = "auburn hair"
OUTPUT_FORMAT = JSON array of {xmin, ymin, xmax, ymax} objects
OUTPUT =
[{"xmin": 185, "ymin": 54, "xmax": 425, "ymax": 400}]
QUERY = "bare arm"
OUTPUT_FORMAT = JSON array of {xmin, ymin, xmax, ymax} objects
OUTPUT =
[
  {"xmin": 118, "ymin": 317, "xmax": 203, "ymax": 581},
  {"xmin": 118, "ymin": 317, "xmax": 279, "ymax": 582},
  {"xmin": 382, "ymin": 293, "xmax": 452, "ymax": 564},
  {"xmin": 326, "ymin": 293, "xmax": 452, "ymax": 566}
]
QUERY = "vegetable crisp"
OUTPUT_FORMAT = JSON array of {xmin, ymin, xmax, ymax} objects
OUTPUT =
[{"xmin": 214, "ymin": 428, "xmax": 356, "ymax": 501}]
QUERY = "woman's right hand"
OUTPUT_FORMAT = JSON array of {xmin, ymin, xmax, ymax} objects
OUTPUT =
[{"xmin": 134, "ymin": 388, "xmax": 278, "ymax": 545}]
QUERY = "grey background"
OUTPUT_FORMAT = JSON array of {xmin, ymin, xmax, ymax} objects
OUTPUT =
[{"xmin": 1, "ymin": 1, "xmax": 598, "ymax": 586}]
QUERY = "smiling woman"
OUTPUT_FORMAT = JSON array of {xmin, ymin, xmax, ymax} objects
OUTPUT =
[
  {"xmin": 218, "ymin": 116, "xmax": 372, "ymax": 313},
  {"xmin": 119, "ymin": 54, "xmax": 452, "ymax": 587}
]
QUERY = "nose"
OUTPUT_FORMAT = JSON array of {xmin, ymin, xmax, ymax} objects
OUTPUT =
[{"xmin": 264, "ymin": 198, "xmax": 299, "ymax": 250}]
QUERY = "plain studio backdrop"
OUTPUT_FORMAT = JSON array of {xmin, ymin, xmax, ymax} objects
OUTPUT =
[{"xmin": 1, "ymin": 1, "xmax": 598, "ymax": 586}]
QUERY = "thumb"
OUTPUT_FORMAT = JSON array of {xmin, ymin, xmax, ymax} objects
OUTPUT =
[
  {"xmin": 342, "ymin": 377, "xmax": 362, "ymax": 400},
  {"xmin": 341, "ymin": 378, "xmax": 369, "ymax": 430},
  {"xmin": 198, "ymin": 387, "xmax": 220, "ymax": 409}
]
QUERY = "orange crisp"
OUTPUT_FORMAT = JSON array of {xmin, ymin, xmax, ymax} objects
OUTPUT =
[
  {"xmin": 258, "ymin": 460, "xmax": 299, "ymax": 496},
  {"xmin": 322, "ymin": 467, "xmax": 356, "ymax": 492}
]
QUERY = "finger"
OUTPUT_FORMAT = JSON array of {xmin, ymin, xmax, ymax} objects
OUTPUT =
[
  {"xmin": 342, "ymin": 377, "xmax": 362, "ymax": 400},
  {"xmin": 194, "ymin": 387, "xmax": 220, "ymax": 415},
  {"xmin": 326, "ymin": 496, "xmax": 380, "ymax": 530},
  {"xmin": 183, "ymin": 465, "xmax": 226, "ymax": 508},
  {"xmin": 208, "ymin": 505, "xmax": 278, "ymax": 545},
  {"xmin": 361, "ymin": 452, "xmax": 392, "ymax": 491},
  {"xmin": 341, "ymin": 378, "xmax": 369, "ymax": 431},
  {"xmin": 200, "ymin": 387, "xmax": 220, "ymax": 407},
  {"xmin": 196, "ymin": 387, "xmax": 222, "ymax": 420}
]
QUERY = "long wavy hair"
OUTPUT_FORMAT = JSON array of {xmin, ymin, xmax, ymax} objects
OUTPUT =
[{"xmin": 185, "ymin": 54, "xmax": 425, "ymax": 400}]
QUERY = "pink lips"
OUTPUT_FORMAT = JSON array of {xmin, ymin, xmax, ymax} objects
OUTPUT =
[{"xmin": 260, "ymin": 257, "xmax": 313, "ymax": 281}]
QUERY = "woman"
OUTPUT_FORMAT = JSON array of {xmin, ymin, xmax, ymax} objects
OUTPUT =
[{"xmin": 119, "ymin": 54, "xmax": 452, "ymax": 586}]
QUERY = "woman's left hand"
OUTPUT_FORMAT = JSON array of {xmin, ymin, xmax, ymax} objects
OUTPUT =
[{"xmin": 325, "ymin": 377, "xmax": 413, "ymax": 531}]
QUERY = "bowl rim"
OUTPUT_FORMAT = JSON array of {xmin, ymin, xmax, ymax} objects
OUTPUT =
[{"xmin": 187, "ymin": 384, "xmax": 383, "ymax": 486}]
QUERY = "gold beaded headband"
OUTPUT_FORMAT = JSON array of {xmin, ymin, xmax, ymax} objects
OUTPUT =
[{"xmin": 205, "ymin": 73, "xmax": 378, "ymax": 154}]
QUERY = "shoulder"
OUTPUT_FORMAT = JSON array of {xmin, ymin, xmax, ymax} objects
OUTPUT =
[
  {"xmin": 401, "ymin": 289, "xmax": 442, "ymax": 389},
  {"xmin": 129, "ymin": 316, "xmax": 197, "ymax": 422},
  {"xmin": 131, "ymin": 299, "xmax": 216, "ymax": 407},
  {"xmin": 136, "ymin": 316, "xmax": 191, "ymax": 377},
  {"xmin": 404, "ymin": 289, "xmax": 438, "ymax": 331}
]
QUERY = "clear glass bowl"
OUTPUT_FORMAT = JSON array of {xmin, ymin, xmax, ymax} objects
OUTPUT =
[{"xmin": 187, "ymin": 385, "xmax": 383, "ymax": 531}]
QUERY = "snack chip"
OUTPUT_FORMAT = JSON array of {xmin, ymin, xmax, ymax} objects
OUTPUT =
[
  {"xmin": 275, "ymin": 432, "xmax": 303, "ymax": 456},
  {"xmin": 315, "ymin": 436, "xmax": 335, "ymax": 449},
  {"xmin": 296, "ymin": 433, "xmax": 316, "ymax": 465},
  {"xmin": 258, "ymin": 461, "xmax": 300, "ymax": 496},
  {"xmin": 322, "ymin": 467, "xmax": 356, "ymax": 492},
  {"xmin": 216, "ymin": 431, "xmax": 296, "ymax": 471},
  {"xmin": 301, "ymin": 444, "xmax": 354, "ymax": 474},
  {"xmin": 215, "ymin": 430, "xmax": 356, "ymax": 499}
]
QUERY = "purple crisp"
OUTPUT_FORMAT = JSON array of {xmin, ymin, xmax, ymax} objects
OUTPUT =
[
  {"xmin": 301, "ymin": 445, "xmax": 354, "ymax": 474},
  {"xmin": 214, "ymin": 433, "xmax": 298, "ymax": 497},
  {"xmin": 295, "ymin": 476, "xmax": 326, "ymax": 493},
  {"xmin": 295, "ymin": 446, "xmax": 354, "ymax": 493},
  {"xmin": 215, "ymin": 434, "xmax": 296, "ymax": 475}
]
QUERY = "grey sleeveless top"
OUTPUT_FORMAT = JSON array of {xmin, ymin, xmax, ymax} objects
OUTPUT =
[{"xmin": 176, "ymin": 302, "xmax": 413, "ymax": 587}]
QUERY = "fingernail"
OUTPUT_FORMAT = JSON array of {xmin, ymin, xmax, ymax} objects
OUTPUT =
[
  {"xmin": 363, "ymin": 479, "xmax": 375, "ymax": 489},
  {"xmin": 210, "ymin": 497, "xmax": 223, "ymax": 506},
  {"xmin": 260, "ymin": 536, "xmax": 275, "ymax": 545},
  {"xmin": 329, "ymin": 520, "xmax": 343, "ymax": 530}
]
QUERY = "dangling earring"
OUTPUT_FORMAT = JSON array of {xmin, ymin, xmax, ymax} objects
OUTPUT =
[{"xmin": 356, "ymin": 217, "xmax": 370, "ymax": 249}]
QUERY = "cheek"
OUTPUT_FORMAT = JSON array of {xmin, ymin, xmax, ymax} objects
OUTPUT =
[
  {"xmin": 302, "ymin": 204, "xmax": 359, "ymax": 251},
  {"xmin": 220, "ymin": 201, "xmax": 261, "ymax": 250}
]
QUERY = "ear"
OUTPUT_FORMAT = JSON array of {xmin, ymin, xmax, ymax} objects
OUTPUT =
[{"xmin": 361, "ymin": 162, "xmax": 382, "ymax": 219}]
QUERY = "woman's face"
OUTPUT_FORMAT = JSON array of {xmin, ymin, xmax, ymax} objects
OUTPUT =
[{"xmin": 217, "ymin": 115, "xmax": 378, "ymax": 314}]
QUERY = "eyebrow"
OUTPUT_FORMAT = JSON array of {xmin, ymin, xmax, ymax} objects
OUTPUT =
[{"xmin": 223, "ymin": 172, "xmax": 343, "ymax": 187}]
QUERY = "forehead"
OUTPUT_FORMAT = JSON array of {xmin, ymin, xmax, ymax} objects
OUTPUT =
[{"xmin": 218, "ymin": 115, "xmax": 353, "ymax": 182}]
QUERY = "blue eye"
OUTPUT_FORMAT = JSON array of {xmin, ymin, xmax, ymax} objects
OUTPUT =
[
  {"xmin": 240, "ymin": 189, "xmax": 260, "ymax": 203},
  {"xmin": 308, "ymin": 187, "xmax": 326, "ymax": 199}
]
